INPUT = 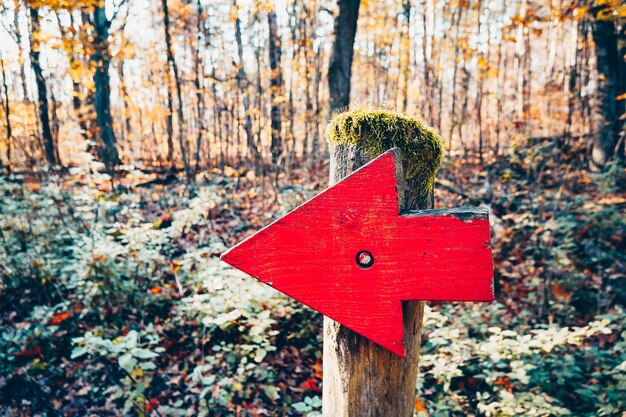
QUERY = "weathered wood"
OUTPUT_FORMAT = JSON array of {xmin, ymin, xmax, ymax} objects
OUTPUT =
[
  {"xmin": 322, "ymin": 143, "xmax": 467, "ymax": 416},
  {"xmin": 323, "ymin": 144, "xmax": 425, "ymax": 417}
]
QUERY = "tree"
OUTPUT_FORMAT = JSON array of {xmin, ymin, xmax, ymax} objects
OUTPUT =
[
  {"xmin": 90, "ymin": 3, "xmax": 120, "ymax": 170},
  {"xmin": 56, "ymin": 10, "xmax": 93, "ymax": 144},
  {"xmin": 328, "ymin": 0, "xmax": 361, "ymax": 114},
  {"xmin": 27, "ymin": 2, "xmax": 57, "ymax": 166},
  {"xmin": 1, "ymin": 55, "xmax": 12, "ymax": 172},
  {"xmin": 590, "ymin": 8, "xmax": 625, "ymax": 165},
  {"xmin": 192, "ymin": 0, "xmax": 206, "ymax": 174},
  {"xmin": 162, "ymin": 0, "xmax": 190, "ymax": 178},
  {"xmin": 268, "ymin": 8, "xmax": 283, "ymax": 166},
  {"xmin": 233, "ymin": 0, "xmax": 259, "ymax": 166}
]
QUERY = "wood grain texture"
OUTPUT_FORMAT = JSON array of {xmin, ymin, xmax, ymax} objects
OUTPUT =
[
  {"xmin": 323, "ymin": 144, "xmax": 426, "ymax": 417},
  {"xmin": 221, "ymin": 148, "xmax": 493, "ymax": 355}
]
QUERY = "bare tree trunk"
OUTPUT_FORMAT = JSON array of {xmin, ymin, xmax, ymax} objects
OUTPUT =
[
  {"xmin": 118, "ymin": 62, "xmax": 132, "ymax": 147},
  {"xmin": 27, "ymin": 3, "xmax": 56, "ymax": 167},
  {"xmin": 193, "ymin": 0, "xmax": 206, "ymax": 174},
  {"xmin": 399, "ymin": 0, "xmax": 411, "ymax": 112},
  {"xmin": 13, "ymin": 0, "xmax": 29, "ymax": 101},
  {"xmin": 91, "ymin": 4, "xmax": 120, "ymax": 170},
  {"xmin": 565, "ymin": 21, "xmax": 581, "ymax": 139},
  {"xmin": 311, "ymin": 46, "xmax": 323, "ymax": 165},
  {"xmin": 476, "ymin": 2, "xmax": 486, "ymax": 163},
  {"xmin": 162, "ymin": 0, "xmax": 190, "ymax": 178},
  {"xmin": 421, "ymin": 0, "xmax": 433, "ymax": 125},
  {"xmin": 233, "ymin": 0, "xmax": 260, "ymax": 167},
  {"xmin": 328, "ymin": 0, "xmax": 361, "ymax": 114},
  {"xmin": 324, "ymin": 127, "xmax": 437, "ymax": 416},
  {"xmin": 515, "ymin": 0, "xmax": 531, "ymax": 131},
  {"xmin": 581, "ymin": 21, "xmax": 594, "ymax": 141},
  {"xmin": 591, "ymin": 14, "xmax": 625, "ymax": 165},
  {"xmin": 268, "ymin": 9, "xmax": 283, "ymax": 166},
  {"xmin": 1, "ymin": 56, "xmax": 12, "ymax": 172},
  {"xmin": 165, "ymin": 70, "xmax": 175, "ymax": 166},
  {"xmin": 57, "ymin": 12, "xmax": 91, "ymax": 143},
  {"xmin": 495, "ymin": 37, "xmax": 503, "ymax": 156},
  {"xmin": 49, "ymin": 87, "xmax": 61, "ymax": 164},
  {"xmin": 447, "ymin": 6, "xmax": 464, "ymax": 152}
]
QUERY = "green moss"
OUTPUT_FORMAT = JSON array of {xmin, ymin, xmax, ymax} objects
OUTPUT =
[{"xmin": 325, "ymin": 109, "xmax": 443, "ymax": 195}]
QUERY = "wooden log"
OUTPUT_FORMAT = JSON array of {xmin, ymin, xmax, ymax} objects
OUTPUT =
[{"xmin": 323, "ymin": 110, "xmax": 442, "ymax": 417}]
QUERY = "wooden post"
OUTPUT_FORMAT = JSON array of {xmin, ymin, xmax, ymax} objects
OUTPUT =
[{"xmin": 323, "ymin": 110, "xmax": 443, "ymax": 416}]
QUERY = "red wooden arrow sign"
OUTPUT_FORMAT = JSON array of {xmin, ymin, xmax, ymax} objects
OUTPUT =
[{"xmin": 221, "ymin": 149, "xmax": 493, "ymax": 356}]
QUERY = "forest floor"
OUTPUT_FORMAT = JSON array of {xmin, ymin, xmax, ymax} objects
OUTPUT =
[{"xmin": 0, "ymin": 139, "xmax": 625, "ymax": 416}]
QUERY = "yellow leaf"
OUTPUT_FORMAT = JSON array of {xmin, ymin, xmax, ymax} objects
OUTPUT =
[{"xmin": 573, "ymin": 6, "xmax": 588, "ymax": 19}]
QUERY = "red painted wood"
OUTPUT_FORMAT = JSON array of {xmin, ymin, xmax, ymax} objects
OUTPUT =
[{"xmin": 221, "ymin": 150, "xmax": 493, "ymax": 357}]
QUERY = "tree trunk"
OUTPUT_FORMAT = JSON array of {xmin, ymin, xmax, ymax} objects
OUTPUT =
[
  {"xmin": 91, "ymin": 4, "xmax": 120, "ymax": 171},
  {"xmin": 447, "ymin": 5, "xmax": 464, "ymax": 152},
  {"xmin": 591, "ymin": 16, "xmax": 625, "ymax": 165},
  {"xmin": 27, "ymin": 4, "xmax": 56, "ymax": 167},
  {"xmin": 476, "ymin": 2, "xmax": 486, "ymax": 163},
  {"xmin": 311, "ymin": 43, "xmax": 323, "ymax": 166},
  {"xmin": 233, "ymin": 0, "xmax": 259, "ymax": 167},
  {"xmin": 164, "ymin": 67, "xmax": 175, "ymax": 164},
  {"xmin": 13, "ymin": 1, "xmax": 29, "ymax": 101},
  {"xmin": 193, "ymin": 0, "xmax": 206, "ymax": 174},
  {"xmin": 399, "ymin": 0, "xmax": 411, "ymax": 112},
  {"xmin": 268, "ymin": 9, "xmax": 283, "ymax": 166},
  {"xmin": 1, "ymin": 56, "xmax": 12, "ymax": 172},
  {"xmin": 421, "ymin": 0, "xmax": 433, "ymax": 125},
  {"xmin": 515, "ymin": 0, "xmax": 531, "ymax": 131},
  {"xmin": 328, "ymin": 0, "xmax": 361, "ymax": 114},
  {"xmin": 323, "ymin": 142, "xmax": 435, "ymax": 417},
  {"xmin": 58, "ymin": 11, "xmax": 91, "ymax": 143},
  {"xmin": 162, "ymin": 0, "xmax": 190, "ymax": 178}
]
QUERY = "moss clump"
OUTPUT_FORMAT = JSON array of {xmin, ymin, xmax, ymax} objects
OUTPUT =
[{"xmin": 325, "ymin": 109, "xmax": 443, "ymax": 197}]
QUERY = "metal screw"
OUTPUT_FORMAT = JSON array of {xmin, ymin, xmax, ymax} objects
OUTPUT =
[{"xmin": 356, "ymin": 250, "xmax": 374, "ymax": 268}]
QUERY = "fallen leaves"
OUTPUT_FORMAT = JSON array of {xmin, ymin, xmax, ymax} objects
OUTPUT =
[{"xmin": 48, "ymin": 312, "xmax": 71, "ymax": 325}]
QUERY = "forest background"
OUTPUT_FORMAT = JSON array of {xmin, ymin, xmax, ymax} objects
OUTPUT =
[{"xmin": 0, "ymin": 0, "xmax": 625, "ymax": 415}]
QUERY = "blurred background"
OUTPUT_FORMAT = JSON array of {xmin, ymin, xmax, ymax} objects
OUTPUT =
[{"xmin": 0, "ymin": 0, "xmax": 624, "ymax": 416}]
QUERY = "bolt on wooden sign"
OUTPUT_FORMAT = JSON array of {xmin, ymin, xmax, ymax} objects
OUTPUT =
[{"xmin": 221, "ymin": 149, "xmax": 494, "ymax": 356}]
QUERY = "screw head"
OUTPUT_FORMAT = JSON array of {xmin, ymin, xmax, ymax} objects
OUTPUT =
[{"xmin": 356, "ymin": 250, "xmax": 374, "ymax": 269}]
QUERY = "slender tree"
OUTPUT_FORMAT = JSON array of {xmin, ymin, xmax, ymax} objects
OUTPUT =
[
  {"xmin": 328, "ymin": 0, "xmax": 361, "ymax": 114},
  {"xmin": 162, "ymin": 0, "xmax": 190, "ymax": 177},
  {"xmin": 447, "ymin": 5, "xmax": 464, "ymax": 152},
  {"xmin": 268, "ymin": 8, "xmax": 283, "ymax": 166},
  {"xmin": 193, "ymin": 0, "xmax": 206, "ymax": 174},
  {"xmin": 27, "ymin": 2, "xmax": 56, "ymax": 166},
  {"xmin": 91, "ymin": 4, "xmax": 120, "ymax": 170},
  {"xmin": 1, "ymin": 55, "xmax": 12, "ymax": 172},
  {"xmin": 12, "ymin": 0, "xmax": 29, "ymax": 101},
  {"xmin": 590, "ymin": 10, "xmax": 625, "ymax": 165},
  {"xmin": 233, "ymin": 0, "xmax": 259, "ymax": 166}
]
